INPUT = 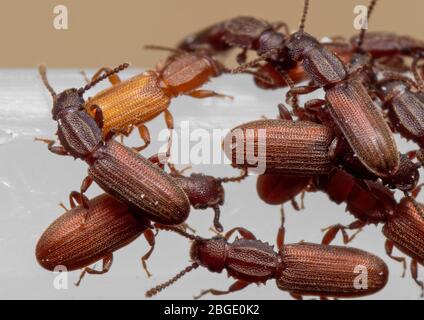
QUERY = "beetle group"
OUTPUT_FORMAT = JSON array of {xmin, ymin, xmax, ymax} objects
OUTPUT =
[{"xmin": 35, "ymin": 0, "xmax": 424, "ymax": 299}]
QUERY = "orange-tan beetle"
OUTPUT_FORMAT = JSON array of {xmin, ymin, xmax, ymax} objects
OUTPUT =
[{"xmin": 84, "ymin": 49, "xmax": 230, "ymax": 154}]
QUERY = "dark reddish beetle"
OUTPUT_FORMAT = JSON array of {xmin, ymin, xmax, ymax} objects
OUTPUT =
[
  {"xmin": 233, "ymin": 0, "xmax": 399, "ymax": 178},
  {"xmin": 36, "ymin": 192, "xmax": 157, "ymax": 283},
  {"xmin": 376, "ymin": 77, "xmax": 424, "ymax": 148},
  {"xmin": 148, "ymin": 154, "xmax": 248, "ymax": 232},
  {"xmin": 223, "ymin": 119, "xmax": 334, "ymax": 176},
  {"xmin": 36, "ymin": 65, "xmax": 191, "ymax": 226},
  {"xmin": 37, "ymin": 66, "xmax": 249, "ymax": 231},
  {"xmin": 145, "ymin": 224, "xmax": 388, "ymax": 299},
  {"xmin": 316, "ymin": 169, "xmax": 424, "ymax": 296}
]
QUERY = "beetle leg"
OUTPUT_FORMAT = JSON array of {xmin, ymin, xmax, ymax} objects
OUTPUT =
[
  {"xmin": 69, "ymin": 190, "xmax": 86, "ymax": 209},
  {"xmin": 300, "ymin": 191, "xmax": 306, "ymax": 209},
  {"xmin": 412, "ymin": 183, "xmax": 424, "ymax": 198},
  {"xmin": 88, "ymin": 105, "xmax": 104, "ymax": 129},
  {"xmin": 132, "ymin": 124, "xmax": 151, "ymax": 153},
  {"xmin": 194, "ymin": 280, "xmax": 250, "ymax": 299},
  {"xmin": 410, "ymin": 259, "xmax": 424, "ymax": 297},
  {"xmin": 34, "ymin": 138, "xmax": 70, "ymax": 156},
  {"xmin": 278, "ymin": 103, "xmax": 293, "ymax": 120},
  {"xmin": 321, "ymin": 220, "xmax": 365, "ymax": 245},
  {"xmin": 224, "ymin": 227, "xmax": 256, "ymax": 241},
  {"xmin": 75, "ymin": 254, "xmax": 113, "ymax": 286},
  {"xmin": 80, "ymin": 176, "xmax": 93, "ymax": 213},
  {"xmin": 236, "ymin": 49, "xmax": 248, "ymax": 65},
  {"xmin": 277, "ymin": 205, "xmax": 286, "ymax": 251},
  {"xmin": 187, "ymin": 89, "xmax": 233, "ymax": 100},
  {"xmin": 163, "ymin": 109, "xmax": 174, "ymax": 159},
  {"xmin": 385, "ymin": 239, "xmax": 407, "ymax": 277},
  {"xmin": 141, "ymin": 229, "xmax": 156, "ymax": 278},
  {"xmin": 289, "ymin": 292, "xmax": 303, "ymax": 300},
  {"xmin": 212, "ymin": 205, "xmax": 224, "ymax": 233},
  {"xmin": 304, "ymin": 98, "xmax": 327, "ymax": 118},
  {"xmin": 179, "ymin": 223, "xmax": 196, "ymax": 234},
  {"xmin": 90, "ymin": 67, "xmax": 122, "ymax": 85},
  {"xmin": 80, "ymin": 70, "xmax": 90, "ymax": 84},
  {"xmin": 58, "ymin": 203, "xmax": 69, "ymax": 212},
  {"xmin": 290, "ymin": 198, "xmax": 300, "ymax": 211},
  {"xmin": 272, "ymin": 21, "xmax": 290, "ymax": 35}
]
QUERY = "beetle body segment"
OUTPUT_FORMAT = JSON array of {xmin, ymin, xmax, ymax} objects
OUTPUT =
[
  {"xmin": 383, "ymin": 198, "xmax": 424, "ymax": 266},
  {"xmin": 276, "ymin": 243, "xmax": 388, "ymax": 297},
  {"xmin": 171, "ymin": 173, "xmax": 225, "ymax": 209},
  {"xmin": 159, "ymin": 53, "xmax": 223, "ymax": 95},
  {"xmin": 326, "ymin": 80, "xmax": 399, "ymax": 177},
  {"xmin": 85, "ymin": 71, "xmax": 170, "ymax": 136},
  {"xmin": 89, "ymin": 140, "xmax": 190, "ymax": 225},
  {"xmin": 256, "ymin": 174, "xmax": 310, "ymax": 205},
  {"xmin": 191, "ymin": 237, "xmax": 280, "ymax": 283},
  {"xmin": 286, "ymin": 32, "xmax": 347, "ymax": 86},
  {"xmin": 317, "ymin": 169, "xmax": 396, "ymax": 224},
  {"xmin": 350, "ymin": 32, "xmax": 424, "ymax": 57},
  {"xmin": 36, "ymin": 194, "xmax": 149, "ymax": 271},
  {"xmin": 224, "ymin": 119, "xmax": 334, "ymax": 176},
  {"xmin": 379, "ymin": 82, "xmax": 424, "ymax": 147}
]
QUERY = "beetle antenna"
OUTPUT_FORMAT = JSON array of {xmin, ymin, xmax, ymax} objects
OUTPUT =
[
  {"xmin": 145, "ymin": 262, "xmax": 199, "ymax": 297},
  {"xmin": 357, "ymin": 0, "xmax": 378, "ymax": 51},
  {"xmin": 144, "ymin": 45, "xmax": 184, "ymax": 54},
  {"xmin": 231, "ymin": 48, "xmax": 280, "ymax": 74},
  {"xmin": 299, "ymin": 0, "xmax": 310, "ymax": 32},
  {"xmin": 38, "ymin": 65, "xmax": 56, "ymax": 97},
  {"xmin": 154, "ymin": 223, "xmax": 199, "ymax": 241},
  {"xmin": 217, "ymin": 168, "xmax": 248, "ymax": 183},
  {"xmin": 78, "ymin": 62, "xmax": 130, "ymax": 95}
]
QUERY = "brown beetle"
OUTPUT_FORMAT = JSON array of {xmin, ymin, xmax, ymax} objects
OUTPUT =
[
  {"xmin": 223, "ymin": 119, "xmax": 334, "ymax": 176},
  {"xmin": 377, "ymin": 78, "xmax": 424, "ymax": 148},
  {"xmin": 83, "ymin": 50, "xmax": 230, "ymax": 153},
  {"xmin": 36, "ymin": 65, "xmax": 191, "ymax": 226},
  {"xmin": 233, "ymin": 0, "xmax": 399, "ymax": 178},
  {"xmin": 36, "ymin": 192, "xmax": 157, "ymax": 283},
  {"xmin": 145, "ymin": 224, "xmax": 388, "ymax": 299},
  {"xmin": 317, "ymin": 169, "xmax": 424, "ymax": 295},
  {"xmin": 382, "ymin": 197, "xmax": 424, "ymax": 296}
]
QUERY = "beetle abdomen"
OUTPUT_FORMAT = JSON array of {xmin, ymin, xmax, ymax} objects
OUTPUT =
[
  {"xmin": 89, "ymin": 140, "xmax": 190, "ymax": 225},
  {"xmin": 383, "ymin": 197, "xmax": 424, "ymax": 265},
  {"xmin": 326, "ymin": 79, "xmax": 399, "ymax": 177},
  {"xmin": 224, "ymin": 119, "xmax": 334, "ymax": 176},
  {"xmin": 85, "ymin": 71, "xmax": 170, "ymax": 135},
  {"xmin": 276, "ymin": 243, "xmax": 388, "ymax": 297},
  {"xmin": 36, "ymin": 194, "xmax": 148, "ymax": 271},
  {"xmin": 160, "ymin": 53, "xmax": 218, "ymax": 94}
]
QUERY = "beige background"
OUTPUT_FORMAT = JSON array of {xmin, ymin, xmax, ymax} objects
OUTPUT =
[{"xmin": 0, "ymin": 0, "xmax": 423, "ymax": 68}]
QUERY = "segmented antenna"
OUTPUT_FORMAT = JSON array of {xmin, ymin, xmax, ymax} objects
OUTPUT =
[
  {"xmin": 38, "ymin": 65, "xmax": 56, "ymax": 97},
  {"xmin": 154, "ymin": 224, "xmax": 199, "ymax": 241},
  {"xmin": 77, "ymin": 62, "xmax": 130, "ymax": 95},
  {"xmin": 144, "ymin": 45, "xmax": 183, "ymax": 54},
  {"xmin": 357, "ymin": 0, "xmax": 378, "ymax": 50},
  {"xmin": 217, "ymin": 168, "xmax": 248, "ymax": 183},
  {"xmin": 299, "ymin": 0, "xmax": 310, "ymax": 32},
  {"xmin": 145, "ymin": 262, "xmax": 199, "ymax": 297}
]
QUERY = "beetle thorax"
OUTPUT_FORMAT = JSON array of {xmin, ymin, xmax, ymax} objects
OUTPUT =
[{"xmin": 190, "ymin": 238, "xmax": 227, "ymax": 272}]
